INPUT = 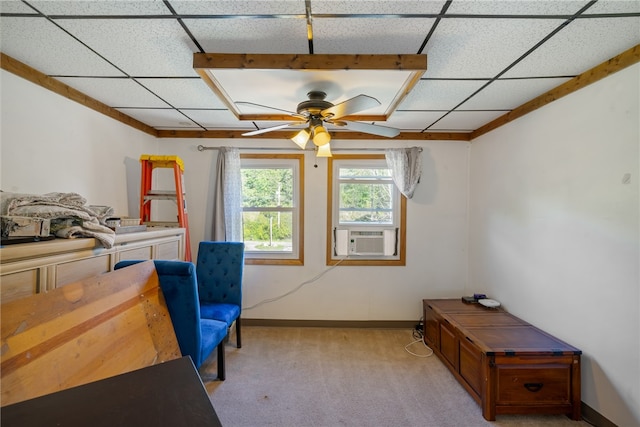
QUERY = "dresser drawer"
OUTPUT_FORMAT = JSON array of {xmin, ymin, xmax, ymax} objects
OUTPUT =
[{"xmin": 495, "ymin": 363, "xmax": 571, "ymax": 405}]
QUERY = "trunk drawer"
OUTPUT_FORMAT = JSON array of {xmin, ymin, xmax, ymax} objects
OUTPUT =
[{"xmin": 496, "ymin": 364, "xmax": 571, "ymax": 405}]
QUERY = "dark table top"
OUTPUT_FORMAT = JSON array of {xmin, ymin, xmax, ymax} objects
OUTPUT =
[{"xmin": 1, "ymin": 356, "xmax": 222, "ymax": 426}]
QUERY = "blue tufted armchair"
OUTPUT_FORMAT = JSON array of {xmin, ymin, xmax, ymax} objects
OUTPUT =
[
  {"xmin": 114, "ymin": 260, "xmax": 228, "ymax": 379},
  {"xmin": 196, "ymin": 241, "xmax": 245, "ymax": 348}
]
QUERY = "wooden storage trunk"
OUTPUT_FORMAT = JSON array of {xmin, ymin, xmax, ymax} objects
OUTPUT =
[{"xmin": 423, "ymin": 299, "xmax": 581, "ymax": 421}]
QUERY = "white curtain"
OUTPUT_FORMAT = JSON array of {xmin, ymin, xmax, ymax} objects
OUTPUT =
[
  {"xmin": 385, "ymin": 147, "xmax": 422, "ymax": 199},
  {"xmin": 212, "ymin": 147, "xmax": 243, "ymax": 241}
]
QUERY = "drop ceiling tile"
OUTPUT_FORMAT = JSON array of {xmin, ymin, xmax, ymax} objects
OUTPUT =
[
  {"xmin": 172, "ymin": 0, "xmax": 305, "ymax": 15},
  {"xmin": 312, "ymin": 17, "xmax": 435, "ymax": 54},
  {"xmin": 0, "ymin": 1, "xmax": 36, "ymax": 13},
  {"xmin": 183, "ymin": 18, "xmax": 309, "ymax": 53},
  {"xmin": 399, "ymin": 79, "xmax": 488, "ymax": 111},
  {"xmin": 0, "ymin": 17, "xmax": 125, "ymax": 76},
  {"xmin": 446, "ymin": 1, "xmax": 590, "ymax": 15},
  {"xmin": 28, "ymin": 1, "xmax": 171, "ymax": 15},
  {"xmin": 311, "ymin": 1, "xmax": 445, "ymax": 14},
  {"xmin": 55, "ymin": 18, "xmax": 199, "ymax": 76},
  {"xmin": 56, "ymin": 77, "xmax": 170, "ymax": 108},
  {"xmin": 178, "ymin": 109, "xmax": 250, "ymax": 129},
  {"xmin": 379, "ymin": 111, "xmax": 447, "ymax": 132},
  {"xmin": 423, "ymin": 18, "xmax": 561, "ymax": 78},
  {"xmin": 460, "ymin": 77, "xmax": 572, "ymax": 110},
  {"xmin": 503, "ymin": 17, "xmax": 640, "ymax": 78},
  {"xmin": 116, "ymin": 108, "xmax": 199, "ymax": 128},
  {"xmin": 585, "ymin": 0, "xmax": 640, "ymax": 14},
  {"xmin": 428, "ymin": 110, "xmax": 507, "ymax": 131},
  {"xmin": 137, "ymin": 78, "xmax": 227, "ymax": 109}
]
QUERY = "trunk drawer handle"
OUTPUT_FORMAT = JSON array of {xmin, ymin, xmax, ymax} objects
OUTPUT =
[{"xmin": 524, "ymin": 383, "xmax": 544, "ymax": 392}]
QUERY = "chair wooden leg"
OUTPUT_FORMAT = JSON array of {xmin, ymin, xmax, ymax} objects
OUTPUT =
[
  {"xmin": 217, "ymin": 341, "xmax": 225, "ymax": 381},
  {"xmin": 236, "ymin": 317, "xmax": 241, "ymax": 348}
]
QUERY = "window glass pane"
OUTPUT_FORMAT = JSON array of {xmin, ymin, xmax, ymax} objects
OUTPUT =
[
  {"xmin": 338, "ymin": 166, "xmax": 394, "ymax": 225},
  {"xmin": 339, "ymin": 167, "xmax": 391, "ymax": 179},
  {"xmin": 241, "ymin": 168, "xmax": 293, "ymax": 208},
  {"xmin": 242, "ymin": 211, "xmax": 293, "ymax": 252}
]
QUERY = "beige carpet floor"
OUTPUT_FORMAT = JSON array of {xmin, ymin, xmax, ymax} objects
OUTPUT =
[{"xmin": 200, "ymin": 327, "xmax": 591, "ymax": 427}]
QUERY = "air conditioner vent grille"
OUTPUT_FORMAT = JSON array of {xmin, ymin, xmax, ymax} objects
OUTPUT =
[{"xmin": 334, "ymin": 228, "xmax": 397, "ymax": 257}]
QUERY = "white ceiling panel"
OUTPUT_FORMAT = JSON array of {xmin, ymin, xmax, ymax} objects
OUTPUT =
[
  {"xmin": 504, "ymin": 17, "xmax": 640, "ymax": 78},
  {"xmin": 428, "ymin": 110, "xmax": 507, "ymax": 131},
  {"xmin": 586, "ymin": 0, "xmax": 640, "ymax": 14},
  {"xmin": 0, "ymin": 17, "xmax": 125, "ymax": 76},
  {"xmin": 0, "ymin": 1, "xmax": 36, "ymax": 13},
  {"xmin": 399, "ymin": 80, "xmax": 487, "ymax": 111},
  {"xmin": 313, "ymin": 17, "xmax": 434, "ymax": 54},
  {"xmin": 171, "ymin": 0, "xmax": 306, "ymax": 15},
  {"xmin": 177, "ymin": 109, "xmax": 252, "ymax": 129},
  {"xmin": 461, "ymin": 77, "xmax": 571, "ymax": 110},
  {"xmin": 55, "ymin": 18, "xmax": 199, "ymax": 76},
  {"xmin": 57, "ymin": 77, "xmax": 170, "ymax": 108},
  {"xmin": 116, "ymin": 107, "xmax": 200, "ymax": 128},
  {"xmin": 446, "ymin": 1, "xmax": 590, "ymax": 15},
  {"xmin": 1, "ymin": 0, "xmax": 636, "ymax": 139},
  {"xmin": 423, "ymin": 18, "xmax": 562, "ymax": 78},
  {"xmin": 207, "ymin": 68, "xmax": 416, "ymax": 116},
  {"xmin": 312, "ymin": 0, "xmax": 445, "ymax": 15},
  {"xmin": 137, "ymin": 78, "xmax": 227, "ymax": 109},
  {"xmin": 380, "ymin": 111, "xmax": 447, "ymax": 132},
  {"xmin": 184, "ymin": 18, "xmax": 309, "ymax": 54},
  {"xmin": 28, "ymin": 1, "xmax": 171, "ymax": 16}
]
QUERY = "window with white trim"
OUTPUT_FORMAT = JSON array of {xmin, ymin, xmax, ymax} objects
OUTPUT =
[
  {"xmin": 240, "ymin": 154, "xmax": 304, "ymax": 265},
  {"xmin": 327, "ymin": 154, "xmax": 406, "ymax": 266}
]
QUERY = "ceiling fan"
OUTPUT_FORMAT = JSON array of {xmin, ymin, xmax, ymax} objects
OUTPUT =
[{"xmin": 240, "ymin": 91, "xmax": 400, "ymax": 157}]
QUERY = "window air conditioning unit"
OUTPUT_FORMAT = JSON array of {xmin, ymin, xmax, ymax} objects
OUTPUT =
[{"xmin": 335, "ymin": 228, "xmax": 397, "ymax": 256}]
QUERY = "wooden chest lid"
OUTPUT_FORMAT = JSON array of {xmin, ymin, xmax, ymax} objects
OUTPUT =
[
  {"xmin": 463, "ymin": 325, "xmax": 582, "ymax": 356},
  {"xmin": 423, "ymin": 298, "xmax": 498, "ymax": 313},
  {"xmin": 446, "ymin": 312, "xmax": 528, "ymax": 328}
]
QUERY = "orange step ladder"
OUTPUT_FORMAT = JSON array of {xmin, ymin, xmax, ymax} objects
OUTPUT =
[{"xmin": 139, "ymin": 154, "xmax": 192, "ymax": 261}]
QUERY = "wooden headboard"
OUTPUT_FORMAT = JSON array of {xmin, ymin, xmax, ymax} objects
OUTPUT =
[{"xmin": 1, "ymin": 260, "xmax": 181, "ymax": 406}]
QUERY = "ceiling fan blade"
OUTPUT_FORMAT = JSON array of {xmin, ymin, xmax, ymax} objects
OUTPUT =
[
  {"xmin": 341, "ymin": 121, "xmax": 400, "ymax": 138},
  {"xmin": 321, "ymin": 94, "xmax": 381, "ymax": 120},
  {"xmin": 242, "ymin": 123, "xmax": 296, "ymax": 136}
]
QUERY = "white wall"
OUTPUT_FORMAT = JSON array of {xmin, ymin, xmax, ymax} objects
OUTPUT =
[
  {"xmin": 1, "ymin": 70, "xmax": 157, "ymax": 214},
  {"xmin": 0, "ymin": 69, "xmax": 470, "ymax": 323},
  {"xmin": 468, "ymin": 64, "xmax": 640, "ymax": 426},
  {"xmin": 156, "ymin": 139, "xmax": 470, "ymax": 322}
]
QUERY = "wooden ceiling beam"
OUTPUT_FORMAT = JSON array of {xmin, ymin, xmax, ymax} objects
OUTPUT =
[
  {"xmin": 0, "ymin": 53, "xmax": 158, "ymax": 138},
  {"xmin": 193, "ymin": 53, "xmax": 427, "ymax": 71},
  {"xmin": 156, "ymin": 129, "xmax": 470, "ymax": 141}
]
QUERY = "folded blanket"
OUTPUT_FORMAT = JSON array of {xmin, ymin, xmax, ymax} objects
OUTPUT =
[{"xmin": 1, "ymin": 191, "xmax": 116, "ymax": 248}]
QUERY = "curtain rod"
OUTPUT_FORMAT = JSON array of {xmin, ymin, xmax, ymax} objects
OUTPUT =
[{"xmin": 196, "ymin": 145, "xmax": 422, "ymax": 152}]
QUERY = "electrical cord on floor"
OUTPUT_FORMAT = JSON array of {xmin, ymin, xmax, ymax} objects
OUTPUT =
[
  {"xmin": 405, "ymin": 317, "xmax": 433, "ymax": 358},
  {"xmin": 243, "ymin": 257, "xmax": 347, "ymax": 311}
]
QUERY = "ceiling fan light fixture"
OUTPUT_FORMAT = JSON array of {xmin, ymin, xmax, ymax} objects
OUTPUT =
[
  {"xmin": 291, "ymin": 128, "xmax": 311, "ymax": 149},
  {"xmin": 316, "ymin": 143, "xmax": 332, "ymax": 158},
  {"xmin": 312, "ymin": 125, "xmax": 331, "ymax": 146}
]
